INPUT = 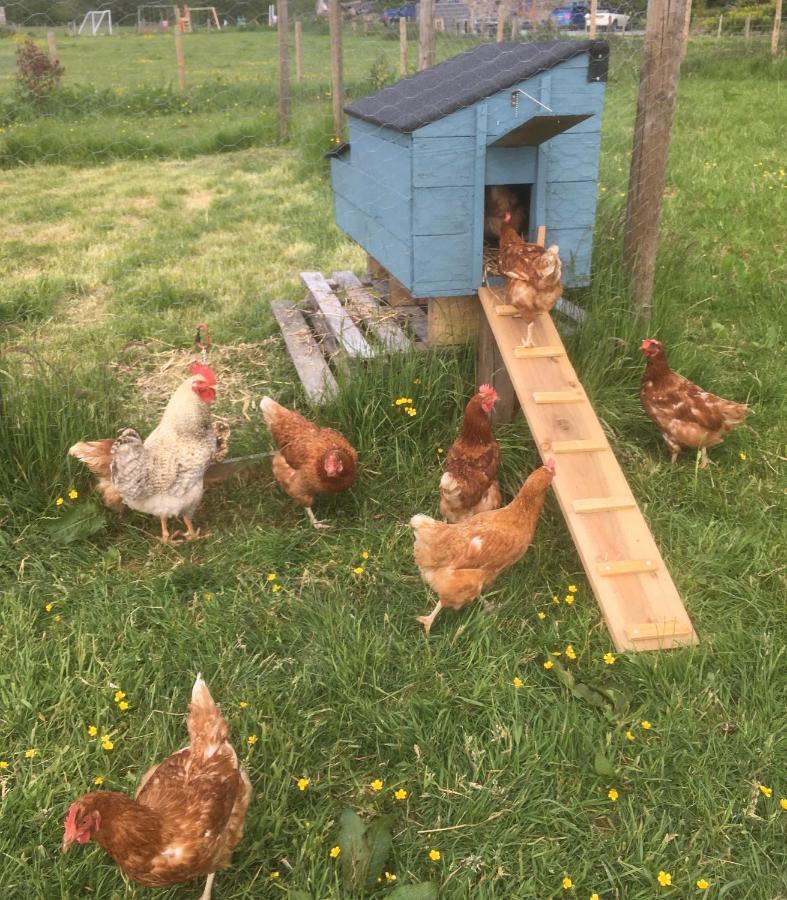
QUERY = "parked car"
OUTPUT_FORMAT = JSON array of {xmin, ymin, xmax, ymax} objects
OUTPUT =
[
  {"xmin": 382, "ymin": 2, "xmax": 417, "ymax": 24},
  {"xmin": 586, "ymin": 8, "xmax": 630, "ymax": 30},
  {"xmin": 549, "ymin": 3, "xmax": 589, "ymax": 28}
]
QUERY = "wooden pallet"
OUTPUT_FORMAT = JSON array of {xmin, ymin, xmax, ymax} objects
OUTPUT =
[
  {"xmin": 478, "ymin": 284, "xmax": 697, "ymax": 653},
  {"xmin": 272, "ymin": 271, "xmax": 425, "ymax": 404}
]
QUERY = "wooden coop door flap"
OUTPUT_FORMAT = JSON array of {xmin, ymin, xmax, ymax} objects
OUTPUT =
[{"xmin": 490, "ymin": 114, "xmax": 591, "ymax": 147}]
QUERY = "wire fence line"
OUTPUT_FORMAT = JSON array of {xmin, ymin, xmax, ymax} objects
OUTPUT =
[{"xmin": 1, "ymin": 0, "xmax": 784, "ymax": 317}]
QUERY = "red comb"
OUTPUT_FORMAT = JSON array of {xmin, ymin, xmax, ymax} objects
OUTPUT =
[
  {"xmin": 189, "ymin": 363, "xmax": 216, "ymax": 385},
  {"xmin": 503, "ymin": 212, "xmax": 512, "ymax": 223},
  {"xmin": 479, "ymin": 384, "xmax": 497, "ymax": 397}
]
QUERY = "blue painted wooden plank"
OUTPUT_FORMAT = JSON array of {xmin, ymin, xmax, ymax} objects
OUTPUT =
[
  {"xmin": 471, "ymin": 103, "xmax": 488, "ymax": 292},
  {"xmin": 549, "ymin": 227, "xmax": 593, "ymax": 287},
  {"xmin": 546, "ymin": 85, "xmax": 606, "ymax": 117},
  {"xmin": 529, "ymin": 74, "xmax": 551, "ymax": 240},
  {"xmin": 545, "ymin": 180, "xmax": 598, "ymax": 229},
  {"xmin": 413, "ymin": 186, "xmax": 474, "ymax": 236},
  {"xmin": 485, "ymin": 146, "xmax": 538, "ymax": 184},
  {"xmin": 413, "ymin": 233, "xmax": 474, "ymax": 284},
  {"xmin": 416, "ymin": 105, "xmax": 476, "ymax": 138},
  {"xmin": 413, "ymin": 137, "xmax": 475, "ymax": 187},
  {"xmin": 344, "ymin": 131, "xmax": 412, "ymax": 184},
  {"xmin": 546, "ymin": 132, "xmax": 602, "ymax": 183},
  {"xmin": 334, "ymin": 193, "xmax": 412, "ymax": 285},
  {"xmin": 414, "ymin": 282, "xmax": 479, "ymax": 297},
  {"xmin": 348, "ymin": 116, "xmax": 412, "ymax": 148},
  {"xmin": 331, "ymin": 160, "xmax": 411, "ymax": 243}
]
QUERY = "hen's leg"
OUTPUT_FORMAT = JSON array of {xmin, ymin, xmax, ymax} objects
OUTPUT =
[
  {"xmin": 197, "ymin": 873, "xmax": 215, "ymax": 900},
  {"xmin": 520, "ymin": 321, "xmax": 535, "ymax": 348},
  {"xmin": 158, "ymin": 517, "xmax": 180, "ymax": 544},
  {"xmin": 699, "ymin": 447, "xmax": 711, "ymax": 469},
  {"xmin": 180, "ymin": 515, "xmax": 210, "ymax": 541},
  {"xmin": 306, "ymin": 507, "xmax": 330, "ymax": 530},
  {"xmin": 416, "ymin": 600, "xmax": 443, "ymax": 636}
]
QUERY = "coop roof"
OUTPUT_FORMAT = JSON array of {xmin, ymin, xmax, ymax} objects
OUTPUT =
[{"xmin": 345, "ymin": 40, "xmax": 606, "ymax": 133}]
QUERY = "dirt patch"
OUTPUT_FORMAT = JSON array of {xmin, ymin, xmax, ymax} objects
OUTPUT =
[
  {"xmin": 185, "ymin": 191, "xmax": 216, "ymax": 211},
  {"xmin": 129, "ymin": 197, "xmax": 156, "ymax": 212},
  {"xmin": 64, "ymin": 286, "xmax": 109, "ymax": 326}
]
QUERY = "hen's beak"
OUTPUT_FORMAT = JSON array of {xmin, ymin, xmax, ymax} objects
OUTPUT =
[{"xmin": 62, "ymin": 834, "xmax": 74, "ymax": 853}]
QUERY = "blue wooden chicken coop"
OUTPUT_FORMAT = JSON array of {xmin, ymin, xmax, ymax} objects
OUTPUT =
[{"xmin": 329, "ymin": 40, "xmax": 609, "ymax": 300}]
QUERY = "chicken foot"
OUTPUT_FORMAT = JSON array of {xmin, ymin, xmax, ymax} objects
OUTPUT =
[
  {"xmin": 416, "ymin": 600, "xmax": 443, "ymax": 636},
  {"xmin": 176, "ymin": 515, "xmax": 211, "ymax": 541},
  {"xmin": 197, "ymin": 873, "xmax": 216, "ymax": 900},
  {"xmin": 519, "ymin": 321, "xmax": 536, "ymax": 349},
  {"xmin": 306, "ymin": 507, "xmax": 331, "ymax": 530}
]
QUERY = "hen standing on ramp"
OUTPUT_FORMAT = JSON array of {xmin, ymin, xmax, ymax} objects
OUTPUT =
[
  {"xmin": 259, "ymin": 396, "xmax": 358, "ymax": 529},
  {"xmin": 69, "ymin": 364, "xmax": 219, "ymax": 543},
  {"xmin": 63, "ymin": 676, "xmax": 251, "ymax": 900},
  {"xmin": 412, "ymin": 460, "xmax": 556, "ymax": 635}
]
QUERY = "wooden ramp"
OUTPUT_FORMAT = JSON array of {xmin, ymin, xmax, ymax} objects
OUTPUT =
[{"xmin": 478, "ymin": 285, "xmax": 697, "ymax": 653}]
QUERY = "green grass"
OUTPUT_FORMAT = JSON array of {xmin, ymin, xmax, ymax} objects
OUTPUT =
[{"xmin": 0, "ymin": 28, "xmax": 786, "ymax": 900}]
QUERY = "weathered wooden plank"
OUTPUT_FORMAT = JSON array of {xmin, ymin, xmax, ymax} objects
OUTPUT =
[
  {"xmin": 547, "ymin": 132, "xmax": 602, "ymax": 183},
  {"xmin": 300, "ymin": 272, "xmax": 375, "ymax": 359},
  {"xmin": 513, "ymin": 345, "xmax": 562, "ymax": 359},
  {"xmin": 413, "ymin": 186, "xmax": 474, "ymax": 236},
  {"xmin": 533, "ymin": 390, "xmax": 585, "ymax": 404},
  {"xmin": 598, "ymin": 559, "xmax": 658, "ymax": 576},
  {"xmin": 552, "ymin": 439, "xmax": 608, "ymax": 453},
  {"xmin": 478, "ymin": 285, "xmax": 697, "ymax": 652},
  {"xmin": 415, "ymin": 105, "xmax": 476, "ymax": 137},
  {"xmin": 485, "ymin": 146, "xmax": 538, "ymax": 185},
  {"xmin": 331, "ymin": 271, "xmax": 411, "ymax": 353},
  {"xmin": 331, "ymin": 160, "xmax": 411, "ymax": 243},
  {"xmin": 413, "ymin": 233, "xmax": 474, "ymax": 285},
  {"xmin": 477, "ymin": 310, "xmax": 518, "ymax": 425},
  {"xmin": 270, "ymin": 301, "xmax": 338, "ymax": 404},
  {"xmin": 627, "ymin": 621, "xmax": 694, "ymax": 642},
  {"xmin": 413, "ymin": 136, "xmax": 475, "ymax": 187},
  {"xmin": 348, "ymin": 116, "xmax": 411, "ymax": 147},
  {"xmin": 573, "ymin": 496, "xmax": 637, "ymax": 514},
  {"xmin": 545, "ymin": 181, "xmax": 598, "ymax": 229},
  {"xmin": 395, "ymin": 304, "xmax": 429, "ymax": 344}
]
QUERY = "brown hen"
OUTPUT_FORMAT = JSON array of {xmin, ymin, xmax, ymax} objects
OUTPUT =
[
  {"xmin": 412, "ymin": 460, "xmax": 555, "ymax": 634},
  {"xmin": 639, "ymin": 339, "xmax": 751, "ymax": 468},
  {"xmin": 499, "ymin": 212, "xmax": 562, "ymax": 348},
  {"xmin": 440, "ymin": 385, "xmax": 502, "ymax": 523},
  {"xmin": 63, "ymin": 676, "xmax": 251, "ymax": 900},
  {"xmin": 260, "ymin": 396, "xmax": 357, "ymax": 528}
]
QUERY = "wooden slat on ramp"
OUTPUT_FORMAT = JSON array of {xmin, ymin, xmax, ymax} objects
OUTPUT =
[{"xmin": 478, "ymin": 286, "xmax": 697, "ymax": 653}]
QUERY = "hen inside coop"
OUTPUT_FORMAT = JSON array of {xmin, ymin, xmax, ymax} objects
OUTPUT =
[{"xmin": 483, "ymin": 184, "xmax": 531, "ymax": 283}]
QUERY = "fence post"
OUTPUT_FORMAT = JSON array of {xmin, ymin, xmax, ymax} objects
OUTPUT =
[
  {"xmin": 772, "ymin": 0, "xmax": 782, "ymax": 55},
  {"xmin": 419, "ymin": 0, "xmax": 435, "ymax": 70},
  {"xmin": 277, "ymin": 0, "xmax": 290, "ymax": 141},
  {"xmin": 399, "ymin": 16, "xmax": 408, "ymax": 75},
  {"xmin": 46, "ymin": 29, "xmax": 59, "ymax": 64},
  {"xmin": 174, "ymin": 9, "xmax": 186, "ymax": 91},
  {"xmin": 716, "ymin": 13, "xmax": 723, "ymax": 37},
  {"xmin": 510, "ymin": 17, "xmax": 517, "ymax": 39},
  {"xmin": 496, "ymin": 2, "xmax": 506, "ymax": 41},
  {"xmin": 329, "ymin": 0, "xmax": 344, "ymax": 140},
  {"xmin": 588, "ymin": 0, "xmax": 598, "ymax": 38},
  {"xmin": 623, "ymin": 0, "xmax": 691, "ymax": 320},
  {"xmin": 743, "ymin": 15, "xmax": 751, "ymax": 44},
  {"xmin": 295, "ymin": 19, "xmax": 303, "ymax": 82}
]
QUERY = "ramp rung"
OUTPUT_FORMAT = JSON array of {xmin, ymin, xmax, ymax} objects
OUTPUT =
[
  {"xmin": 598, "ymin": 559, "xmax": 657, "ymax": 576},
  {"xmin": 514, "ymin": 345, "xmax": 563, "ymax": 359},
  {"xmin": 495, "ymin": 304, "xmax": 520, "ymax": 316},
  {"xmin": 573, "ymin": 496, "xmax": 636, "ymax": 514},
  {"xmin": 533, "ymin": 391, "xmax": 584, "ymax": 404},
  {"xmin": 552, "ymin": 439, "xmax": 608, "ymax": 453},
  {"xmin": 627, "ymin": 621, "xmax": 693, "ymax": 642}
]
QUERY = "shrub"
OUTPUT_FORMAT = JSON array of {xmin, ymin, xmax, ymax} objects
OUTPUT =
[{"xmin": 15, "ymin": 39, "xmax": 64, "ymax": 102}]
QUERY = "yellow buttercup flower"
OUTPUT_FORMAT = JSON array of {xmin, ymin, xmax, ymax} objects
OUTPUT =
[
  {"xmin": 330, "ymin": 845, "xmax": 341, "ymax": 858},
  {"xmin": 512, "ymin": 676, "xmax": 524, "ymax": 688},
  {"xmin": 68, "ymin": 490, "xmax": 78, "ymax": 500},
  {"xmin": 657, "ymin": 871, "xmax": 672, "ymax": 887},
  {"xmin": 394, "ymin": 788, "xmax": 408, "ymax": 800},
  {"xmin": 0, "ymin": 761, "xmax": 9, "ymax": 769},
  {"xmin": 297, "ymin": 777, "xmax": 310, "ymax": 791},
  {"xmin": 45, "ymin": 603, "xmax": 53, "ymax": 612},
  {"xmin": 537, "ymin": 611, "xmax": 546, "ymax": 620},
  {"xmin": 370, "ymin": 778, "xmax": 384, "ymax": 791},
  {"xmin": 53, "ymin": 614, "xmax": 62, "ymax": 622},
  {"xmin": 361, "ymin": 551, "xmax": 370, "ymax": 560},
  {"xmin": 118, "ymin": 701, "xmax": 129, "ymax": 711},
  {"xmin": 603, "ymin": 653, "xmax": 616, "ymax": 665},
  {"xmin": 269, "ymin": 871, "xmax": 280, "ymax": 879},
  {"xmin": 564, "ymin": 595, "xmax": 574, "ymax": 605},
  {"xmin": 780, "ymin": 798, "xmax": 787, "ymax": 810},
  {"xmin": 267, "ymin": 573, "xmax": 277, "ymax": 581},
  {"xmin": 641, "ymin": 720, "xmax": 652, "ymax": 730},
  {"xmin": 551, "ymin": 650, "xmax": 563, "ymax": 657},
  {"xmin": 385, "ymin": 872, "xmax": 397, "ymax": 882},
  {"xmin": 428, "ymin": 849, "xmax": 441, "ymax": 861},
  {"xmin": 608, "ymin": 788, "xmax": 619, "ymax": 801},
  {"xmin": 271, "ymin": 584, "xmax": 281, "ymax": 592},
  {"xmin": 552, "ymin": 595, "xmax": 560, "ymax": 604},
  {"xmin": 696, "ymin": 879, "xmax": 710, "ymax": 890},
  {"xmin": 93, "ymin": 775, "xmax": 104, "ymax": 785},
  {"xmin": 758, "ymin": 784, "xmax": 772, "ymax": 798},
  {"xmin": 562, "ymin": 876, "xmax": 574, "ymax": 889},
  {"xmin": 24, "ymin": 749, "xmax": 37, "ymax": 759},
  {"xmin": 239, "ymin": 701, "xmax": 248, "ymax": 709},
  {"xmin": 565, "ymin": 645, "xmax": 577, "ymax": 660},
  {"xmin": 568, "ymin": 585, "xmax": 578, "ymax": 593},
  {"xmin": 625, "ymin": 730, "xmax": 635, "ymax": 741},
  {"xmin": 87, "ymin": 725, "xmax": 98, "ymax": 737},
  {"xmin": 56, "ymin": 497, "xmax": 64, "ymax": 506},
  {"xmin": 353, "ymin": 566, "xmax": 365, "ymax": 575},
  {"xmin": 436, "ymin": 447, "xmax": 444, "ymax": 454},
  {"xmin": 739, "ymin": 451, "xmax": 747, "ymax": 460},
  {"xmin": 543, "ymin": 660, "xmax": 554, "ymax": 670},
  {"xmin": 247, "ymin": 735, "xmax": 258, "ymax": 746},
  {"xmin": 113, "ymin": 691, "xmax": 126, "ymax": 703},
  {"xmin": 590, "ymin": 894, "xmax": 600, "ymax": 900},
  {"xmin": 101, "ymin": 738, "xmax": 114, "ymax": 751}
]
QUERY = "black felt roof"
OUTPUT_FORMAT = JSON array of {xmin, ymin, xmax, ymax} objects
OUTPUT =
[{"xmin": 345, "ymin": 40, "xmax": 605, "ymax": 133}]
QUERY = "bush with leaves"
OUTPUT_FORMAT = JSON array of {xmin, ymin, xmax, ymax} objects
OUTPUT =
[{"xmin": 15, "ymin": 39, "xmax": 65, "ymax": 103}]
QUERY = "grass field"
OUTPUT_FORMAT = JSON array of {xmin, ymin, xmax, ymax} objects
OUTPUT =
[{"xmin": 0, "ymin": 26, "xmax": 785, "ymax": 900}]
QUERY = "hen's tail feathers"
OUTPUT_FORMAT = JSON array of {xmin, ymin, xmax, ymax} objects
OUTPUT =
[
  {"xmin": 188, "ymin": 675, "xmax": 229, "ymax": 761},
  {"xmin": 259, "ymin": 396, "xmax": 285, "ymax": 427},
  {"xmin": 68, "ymin": 439, "xmax": 125, "ymax": 511}
]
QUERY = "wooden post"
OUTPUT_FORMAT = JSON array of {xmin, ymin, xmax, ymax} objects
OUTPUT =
[
  {"xmin": 46, "ymin": 30, "xmax": 59, "ymax": 65},
  {"xmin": 588, "ymin": 0, "xmax": 598, "ymax": 37},
  {"xmin": 496, "ymin": 2, "xmax": 506, "ymax": 41},
  {"xmin": 277, "ymin": 0, "xmax": 290, "ymax": 141},
  {"xmin": 744, "ymin": 15, "xmax": 751, "ymax": 44},
  {"xmin": 716, "ymin": 13, "xmax": 723, "ymax": 37},
  {"xmin": 399, "ymin": 16, "xmax": 408, "ymax": 75},
  {"xmin": 174, "ymin": 9, "xmax": 186, "ymax": 91},
  {"xmin": 419, "ymin": 0, "xmax": 435, "ymax": 70},
  {"xmin": 427, "ymin": 296, "xmax": 479, "ymax": 345},
  {"xmin": 295, "ymin": 19, "xmax": 303, "ymax": 82},
  {"xmin": 772, "ymin": 0, "xmax": 782, "ymax": 55},
  {"xmin": 328, "ymin": 0, "xmax": 344, "ymax": 140},
  {"xmin": 623, "ymin": 0, "xmax": 691, "ymax": 320},
  {"xmin": 477, "ymin": 313, "xmax": 518, "ymax": 424},
  {"xmin": 510, "ymin": 17, "xmax": 517, "ymax": 39}
]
